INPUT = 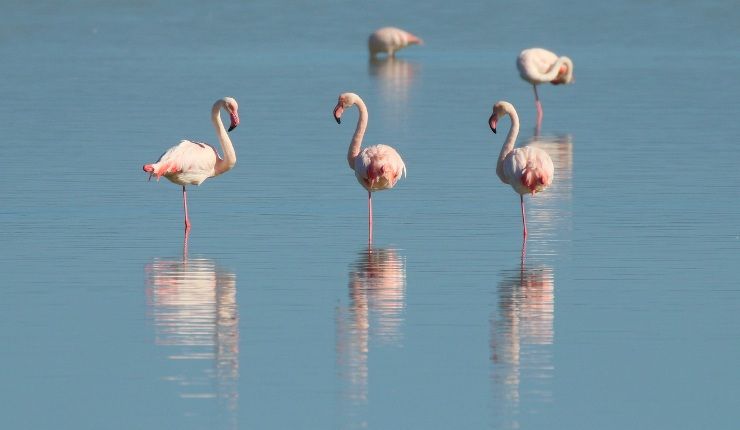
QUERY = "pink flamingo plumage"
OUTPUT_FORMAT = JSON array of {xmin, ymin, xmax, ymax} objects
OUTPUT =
[
  {"xmin": 517, "ymin": 48, "xmax": 574, "ymax": 129},
  {"xmin": 489, "ymin": 101, "xmax": 554, "ymax": 240},
  {"xmin": 143, "ymin": 97, "xmax": 240, "ymax": 231},
  {"xmin": 368, "ymin": 27, "xmax": 423, "ymax": 58},
  {"xmin": 333, "ymin": 92, "xmax": 406, "ymax": 244}
]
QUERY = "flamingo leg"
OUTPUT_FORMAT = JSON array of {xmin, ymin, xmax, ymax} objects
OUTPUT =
[
  {"xmin": 533, "ymin": 85, "xmax": 543, "ymax": 129},
  {"xmin": 368, "ymin": 191, "xmax": 373, "ymax": 245},
  {"xmin": 520, "ymin": 194, "xmax": 528, "ymax": 240},
  {"xmin": 182, "ymin": 186, "xmax": 192, "ymax": 231}
]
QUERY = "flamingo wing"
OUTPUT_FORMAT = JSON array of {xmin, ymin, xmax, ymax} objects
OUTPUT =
[
  {"xmin": 147, "ymin": 140, "xmax": 220, "ymax": 185},
  {"xmin": 517, "ymin": 48, "xmax": 559, "ymax": 83}
]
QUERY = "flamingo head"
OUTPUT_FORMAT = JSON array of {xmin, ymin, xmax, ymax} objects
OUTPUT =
[
  {"xmin": 550, "ymin": 57, "xmax": 574, "ymax": 85},
  {"xmin": 333, "ymin": 92, "xmax": 359, "ymax": 124},
  {"xmin": 405, "ymin": 32, "xmax": 424, "ymax": 46},
  {"xmin": 489, "ymin": 101, "xmax": 514, "ymax": 134},
  {"xmin": 222, "ymin": 97, "xmax": 240, "ymax": 132}
]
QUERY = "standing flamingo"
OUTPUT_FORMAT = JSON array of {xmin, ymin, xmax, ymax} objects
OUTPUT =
[
  {"xmin": 368, "ymin": 27, "xmax": 423, "ymax": 58},
  {"xmin": 489, "ymin": 101, "xmax": 554, "ymax": 240},
  {"xmin": 333, "ymin": 92, "xmax": 406, "ymax": 244},
  {"xmin": 143, "ymin": 97, "xmax": 240, "ymax": 231},
  {"xmin": 516, "ymin": 48, "xmax": 574, "ymax": 129}
]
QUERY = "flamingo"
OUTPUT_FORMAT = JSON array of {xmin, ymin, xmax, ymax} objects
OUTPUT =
[
  {"xmin": 368, "ymin": 27, "xmax": 423, "ymax": 58},
  {"xmin": 516, "ymin": 48, "xmax": 574, "ymax": 128},
  {"xmin": 143, "ymin": 97, "xmax": 240, "ymax": 231},
  {"xmin": 489, "ymin": 101, "xmax": 554, "ymax": 240},
  {"xmin": 333, "ymin": 92, "xmax": 406, "ymax": 244}
]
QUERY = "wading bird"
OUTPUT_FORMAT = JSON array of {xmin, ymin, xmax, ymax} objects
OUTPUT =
[
  {"xmin": 333, "ymin": 92, "xmax": 406, "ymax": 244},
  {"xmin": 489, "ymin": 101, "xmax": 553, "ymax": 240},
  {"xmin": 143, "ymin": 97, "xmax": 240, "ymax": 231},
  {"xmin": 368, "ymin": 27, "xmax": 423, "ymax": 58},
  {"xmin": 516, "ymin": 48, "xmax": 574, "ymax": 128}
]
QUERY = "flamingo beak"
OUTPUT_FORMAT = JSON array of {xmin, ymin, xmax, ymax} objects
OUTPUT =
[
  {"xmin": 333, "ymin": 104, "xmax": 343, "ymax": 124},
  {"xmin": 489, "ymin": 114, "xmax": 498, "ymax": 134},
  {"xmin": 228, "ymin": 111, "xmax": 240, "ymax": 132}
]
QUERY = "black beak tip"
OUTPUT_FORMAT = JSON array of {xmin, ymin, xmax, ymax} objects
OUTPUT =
[
  {"xmin": 228, "ymin": 125, "xmax": 236, "ymax": 132},
  {"xmin": 335, "ymin": 117, "xmax": 341, "ymax": 124},
  {"xmin": 491, "ymin": 127, "xmax": 497, "ymax": 134}
]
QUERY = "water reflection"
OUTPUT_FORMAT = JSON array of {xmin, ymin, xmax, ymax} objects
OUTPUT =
[
  {"xmin": 368, "ymin": 57, "xmax": 419, "ymax": 120},
  {"xmin": 490, "ymin": 260, "xmax": 555, "ymax": 428},
  {"xmin": 336, "ymin": 247, "xmax": 406, "ymax": 426},
  {"xmin": 145, "ymin": 253, "xmax": 239, "ymax": 427},
  {"xmin": 524, "ymin": 134, "xmax": 573, "ymax": 247}
]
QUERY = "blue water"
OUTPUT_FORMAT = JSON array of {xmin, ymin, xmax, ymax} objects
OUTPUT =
[{"xmin": 2, "ymin": 1, "xmax": 740, "ymax": 429}]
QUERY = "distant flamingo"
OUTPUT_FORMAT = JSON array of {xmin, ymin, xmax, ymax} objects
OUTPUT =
[
  {"xmin": 143, "ymin": 97, "xmax": 240, "ymax": 231},
  {"xmin": 489, "ymin": 101, "xmax": 554, "ymax": 240},
  {"xmin": 333, "ymin": 92, "xmax": 406, "ymax": 244},
  {"xmin": 517, "ymin": 48, "xmax": 574, "ymax": 128},
  {"xmin": 368, "ymin": 27, "xmax": 423, "ymax": 58}
]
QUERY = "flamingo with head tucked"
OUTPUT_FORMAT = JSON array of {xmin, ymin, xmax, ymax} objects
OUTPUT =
[
  {"xmin": 368, "ymin": 27, "xmax": 423, "ymax": 58},
  {"xmin": 333, "ymin": 92, "xmax": 406, "ymax": 244},
  {"xmin": 489, "ymin": 101, "xmax": 554, "ymax": 240},
  {"xmin": 517, "ymin": 48, "xmax": 574, "ymax": 128},
  {"xmin": 143, "ymin": 97, "xmax": 240, "ymax": 231}
]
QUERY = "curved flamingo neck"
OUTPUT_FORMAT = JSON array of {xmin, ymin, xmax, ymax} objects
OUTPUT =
[
  {"xmin": 531, "ymin": 56, "xmax": 572, "ymax": 82},
  {"xmin": 496, "ymin": 105, "xmax": 520, "ymax": 183},
  {"xmin": 212, "ymin": 100, "xmax": 236, "ymax": 176},
  {"xmin": 347, "ymin": 97, "xmax": 368, "ymax": 169}
]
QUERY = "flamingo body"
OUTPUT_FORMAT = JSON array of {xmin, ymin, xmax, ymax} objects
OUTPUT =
[
  {"xmin": 144, "ymin": 140, "xmax": 222, "ymax": 186},
  {"xmin": 500, "ymin": 146, "xmax": 554, "ymax": 196},
  {"xmin": 142, "ymin": 97, "xmax": 240, "ymax": 231},
  {"xmin": 368, "ymin": 27, "xmax": 423, "ymax": 58},
  {"xmin": 516, "ymin": 48, "xmax": 573, "ymax": 85},
  {"xmin": 333, "ymin": 92, "xmax": 406, "ymax": 243},
  {"xmin": 489, "ymin": 101, "xmax": 554, "ymax": 239},
  {"xmin": 354, "ymin": 144, "xmax": 406, "ymax": 192}
]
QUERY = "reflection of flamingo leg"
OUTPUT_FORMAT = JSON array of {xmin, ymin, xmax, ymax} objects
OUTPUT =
[
  {"xmin": 520, "ymin": 195, "xmax": 528, "ymax": 240},
  {"xmin": 368, "ymin": 191, "xmax": 373, "ymax": 244},
  {"xmin": 183, "ymin": 229, "xmax": 190, "ymax": 260},
  {"xmin": 182, "ymin": 186, "xmax": 191, "ymax": 231}
]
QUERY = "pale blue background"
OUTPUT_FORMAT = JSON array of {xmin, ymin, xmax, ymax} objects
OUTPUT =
[{"xmin": 1, "ymin": 1, "xmax": 739, "ymax": 429}]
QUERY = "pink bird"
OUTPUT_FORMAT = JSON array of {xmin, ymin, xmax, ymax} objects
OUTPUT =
[
  {"xmin": 517, "ymin": 48, "xmax": 574, "ymax": 128},
  {"xmin": 143, "ymin": 97, "xmax": 240, "ymax": 231},
  {"xmin": 368, "ymin": 27, "xmax": 423, "ymax": 58},
  {"xmin": 333, "ymin": 92, "xmax": 406, "ymax": 244},
  {"xmin": 489, "ymin": 101, "xmax": 554, "ymax": 240}
]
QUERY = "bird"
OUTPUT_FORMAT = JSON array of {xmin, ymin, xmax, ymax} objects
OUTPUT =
[
  {"xmin": 143, "ymin": 97, "xmax": 240, "ymax": 232},
  {"xmin": 333, "ymin": 92, "xmax": 406, "ymax": 244},
  {"xmin": 489, "ymin": 101, "xmax": 554, "ymax": 240},
  {"xmin": 516, "ymin": 48, "xmax": 574, "ymax": 129},
  {"xmin": 368, "ymin": 27, "xmax": 423, "ymax": 58}
]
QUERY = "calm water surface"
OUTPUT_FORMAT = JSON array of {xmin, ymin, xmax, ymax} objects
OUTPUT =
[{"xmin": 2, "ymin": 1, "xmax": 740, "ymax": 429}]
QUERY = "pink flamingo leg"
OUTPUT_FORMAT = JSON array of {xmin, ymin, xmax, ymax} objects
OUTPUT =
[
  {"xmin": 533, "ymin": 85, "xmax": 543, "ymax": 129},
  {"xmin": 368, "ymin": 191, "xmax": 373, "ymax": 244},
  {"xmin": 182, "ymin": 186, "xmax": 192, "ymax": 231},
  {"xmin": 520, "ymin": 194, "xmax": 528, "ymax": 240}
]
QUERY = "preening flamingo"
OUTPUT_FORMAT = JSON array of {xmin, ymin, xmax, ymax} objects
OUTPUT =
[
  {"xmin": 143, "ymin": 97, "xmax": 240, "ymax": 231},
  {"xmin": 333, "ymin": 92, "xmax": 406, "ymax": 244},
  {"xmin": 368, "ymin": 27, "xmax": 423, "ymax": 58},
  {"xmin": 517, "ymin": 48, "xmax": 574, "ymax": 128},
  {"xmin": 489, "ymin": 101, "xmax": 554, "ymax": 240}
]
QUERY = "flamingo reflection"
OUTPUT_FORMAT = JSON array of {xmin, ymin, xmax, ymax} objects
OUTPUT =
[
  {"xmin": 368, "ymin": 57, "xmax": 418, "ymax": 121},
  {"xmin": 522, "ymin": 134, "xmax": 573, "ymax": 250},
  {"xmin": 490, "ymin": 261, "xmax": 554, "ymax": 428},
  {"xmin": 145, "ymin": 253, "xmax": 239, "ymax": 426},
  {"xmin": 336, "ymin": 248, "xmax": 406, "ymax": 418}
]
